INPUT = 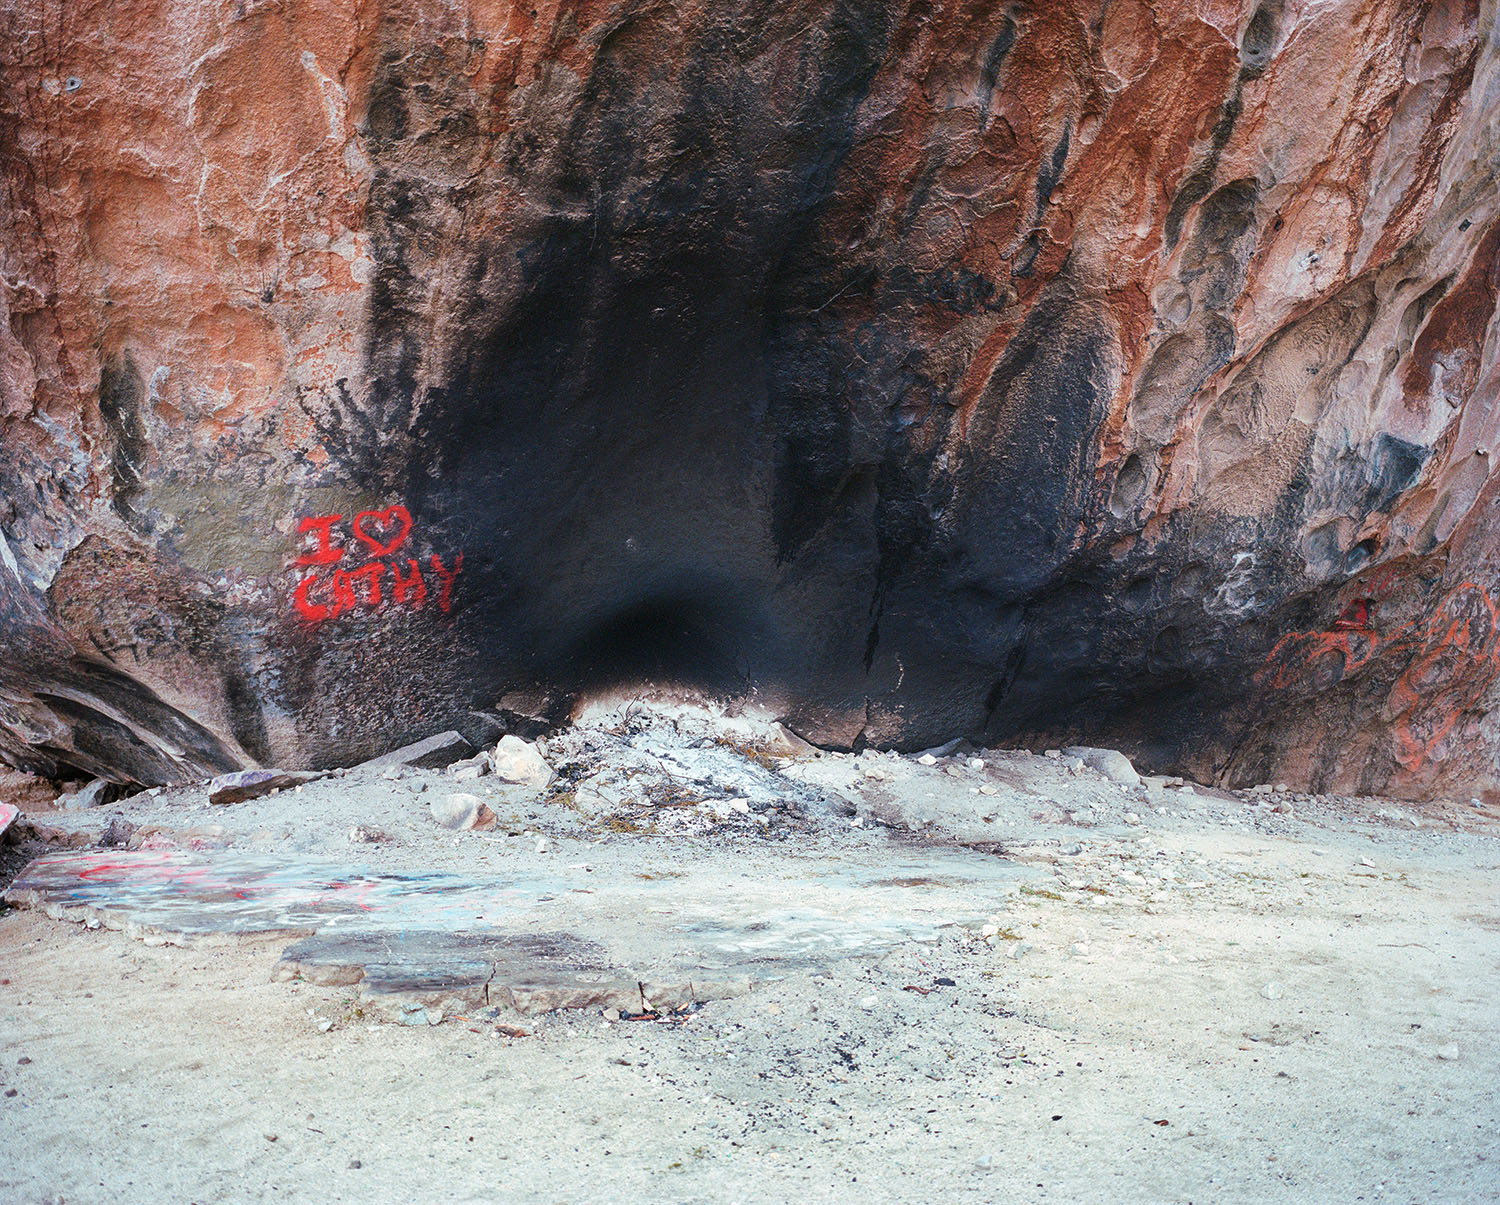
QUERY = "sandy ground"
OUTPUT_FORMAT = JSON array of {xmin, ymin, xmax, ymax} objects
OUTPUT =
[{"xmin": 3, "ymin": 698, "xmax": 1499, "ymax": 1203}]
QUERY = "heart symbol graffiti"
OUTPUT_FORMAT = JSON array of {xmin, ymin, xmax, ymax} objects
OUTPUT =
[{"xmin": 352, "ymin": 506, "xmax": 413, "ymax": 558}]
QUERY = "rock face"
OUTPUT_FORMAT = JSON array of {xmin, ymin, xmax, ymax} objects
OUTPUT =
[{"xmin": 1, "ymin": 0, "xmax": 1497, "ymax": 798}]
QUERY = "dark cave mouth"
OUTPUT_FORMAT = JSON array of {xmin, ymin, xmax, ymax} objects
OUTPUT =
[{"xmin": 552, "ymin": 592, "xmax": 766, "ymax": 700}]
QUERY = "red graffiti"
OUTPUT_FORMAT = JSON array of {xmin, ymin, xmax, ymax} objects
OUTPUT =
[
  {"xmin": 292, "ymin": 573, "xmax": 332, "ymax": 622},
  {"xmin": 288, "ymin": 505, "xmax": 461, "ymax": 624},
  {"xmin": 1256, "ymin": 626, "xmax": 1381, "ymax": 693},
  {"xmin": 390, "ymin": 559, "xmax": 428, "ymax": 608},
  {"xmin": 1331, "ymin": 599, "xmax": 1375, "ymax": 632},
  {"xmin": 353, "ymin": 506, "xmax": 413, "ymax": 558},
  {"xmin": 1257, "ymin": 581, "xmax": 1500, "ymax": 770},
  {"xmin": 429, "ymin": 552, "xmax": 463, "ymax": 612},
  {"xmin": 294, "ymin": 514, "xmax": 343, "ymax": 566},
  {"xmin": 1389, "ymin": 584, "xmax": 1500, "ymax": 770}
]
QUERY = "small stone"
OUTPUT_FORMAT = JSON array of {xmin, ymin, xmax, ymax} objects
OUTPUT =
[
  {"xmin": 968, "ymin": 757, "xmax": 985, "ymax": 770},
  {"xmin": 729, "ymin": 799, "xmax": 750, "ymax": 814},
  {"xmin": 974, "ymin": 1155, "xmax": 994, "ymax": 1170},
  {"xmin": 1436, "ymin": 1043, "xmax": 1460, "ymax": 1061},
  {"xmin": 1260, "ymin": 982, "xmax": 1285, "ymax": 1000},
  {"xmin": 916, "ymin": 753, "xmax": 938, "ymax": 766},
  {"xmin": 99, "ymin": 816, "xmax": 137, "ymax": 847},
  {"xmin": 1069, "ymin": 942, "xmax": 1090, "ymax": 957},
  {"xmin": 603, "ymin": 1008, "xmax": 621, "ymax": 1022},
  {"xmin": 1124, "ymin": 812, "xmax": 1141, "ymax": 825},
  {"xmin": 492, "ymin": 735, "xmax": 553, "ymax": 788},
  {"xmin": 348, "ymin": 825, "xmax": 389, "ymax": 843},
  {"xmin": 535, "ymin": 837, "xmax": 550, "ymax": 853},
  {"xmin": 1358, "ymin": 856, "xmax": 1375, "ymax": 868},
  {"xmin": 430, "ymin": 793, "xmax": 484, "ymax": 831},
  {"xmin": 348, "ymin": 1160, "xmax": 362, "ymax": 1170},
  {"xmin": 317, "ymin": 1019, "xmax": 333, "ymax": 1032},
  {"xmin": 859, "ymin": 995, "xmax": 879, "ymax": 1009},
  {"xmin": 979, "ymin": 784, "xmax": 999, "ymax": 796}
]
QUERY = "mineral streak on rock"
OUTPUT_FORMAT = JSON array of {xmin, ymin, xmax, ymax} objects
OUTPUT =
[{"xmin": 0, "ymin": 0, "xmax": 1497, "ymax": 798}]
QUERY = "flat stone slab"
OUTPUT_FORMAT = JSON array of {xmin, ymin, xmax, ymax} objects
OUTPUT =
[
  {"xmin": 274, "ymin": 930, "xmax": 654, "ymax": 1018},
  {"xmin": 207, "ymin": 768, "xmax": 327, "ymax": 805},
  {"xmin": 3, "ymin": 848, "xmax": 1037, "ymax": 1020},
  {"xmin": 358, "ymin": 730, "xmax": 474, "ymax": 771}
]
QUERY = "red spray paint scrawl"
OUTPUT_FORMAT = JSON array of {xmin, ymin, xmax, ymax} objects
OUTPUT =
[
  {"xmin": 1256, "ymin": 582, "xmax": 1500, "ymax": 770},
  {"xmin": 290, "ymin": 506, "xmax": 461, "ymax": 623}
]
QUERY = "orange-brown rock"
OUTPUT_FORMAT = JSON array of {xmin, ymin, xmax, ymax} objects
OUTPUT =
[{"xmin": 0, "ymin": 0, "xmax": 1496, "ymax": 798}]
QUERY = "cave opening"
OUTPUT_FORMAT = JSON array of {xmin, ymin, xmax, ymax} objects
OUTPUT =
[{"xmin": 554, "ymin": 592, "xmax": 764, "ymax": 700}]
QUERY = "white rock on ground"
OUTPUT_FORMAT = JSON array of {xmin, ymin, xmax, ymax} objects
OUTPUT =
[
  {"xmin": 492, "ymin": 735, "xmax": 553, "ymax": 787},
  {"xmin": 430, "ymin": 793, "xmax": 486, "ymax": 831},
  {"xmin": 1063, "ymin": 747, "xmax": 1142, "ymax": 786}
]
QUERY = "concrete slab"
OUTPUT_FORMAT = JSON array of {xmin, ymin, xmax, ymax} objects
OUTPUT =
[{"xmin": 3, "ymin": 845, "xmax": 1038, "ymax": 1020}]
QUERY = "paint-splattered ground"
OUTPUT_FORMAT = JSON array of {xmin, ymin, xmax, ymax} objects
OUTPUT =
[{"xmin": 3, "ymin": 697, "xmax": 1499, "ymax": 1202}]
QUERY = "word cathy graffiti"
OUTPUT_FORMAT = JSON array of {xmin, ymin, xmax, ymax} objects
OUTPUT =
[
  {"xmin": 290, "ymin": 505, "xmax": 462, "ymax": 623},
  {"xmin": 1256, "ymin": 580, "xmax": 1500, "ymax": 771}
]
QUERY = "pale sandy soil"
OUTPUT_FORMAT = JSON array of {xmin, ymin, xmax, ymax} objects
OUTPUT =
[{"xmin": 2, "ymin": 701, "xmax": 1499, "ymax": 1204}]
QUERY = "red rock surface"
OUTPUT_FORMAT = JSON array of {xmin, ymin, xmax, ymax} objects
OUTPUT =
[{"xmin": 1, "ymin": 0, "xmax": 1496, "ymax": 798}]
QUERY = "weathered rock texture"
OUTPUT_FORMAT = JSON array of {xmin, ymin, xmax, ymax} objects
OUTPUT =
[{"xmin": 2, "ymin": 0, "xmax": 1498, "ymax": 798}]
